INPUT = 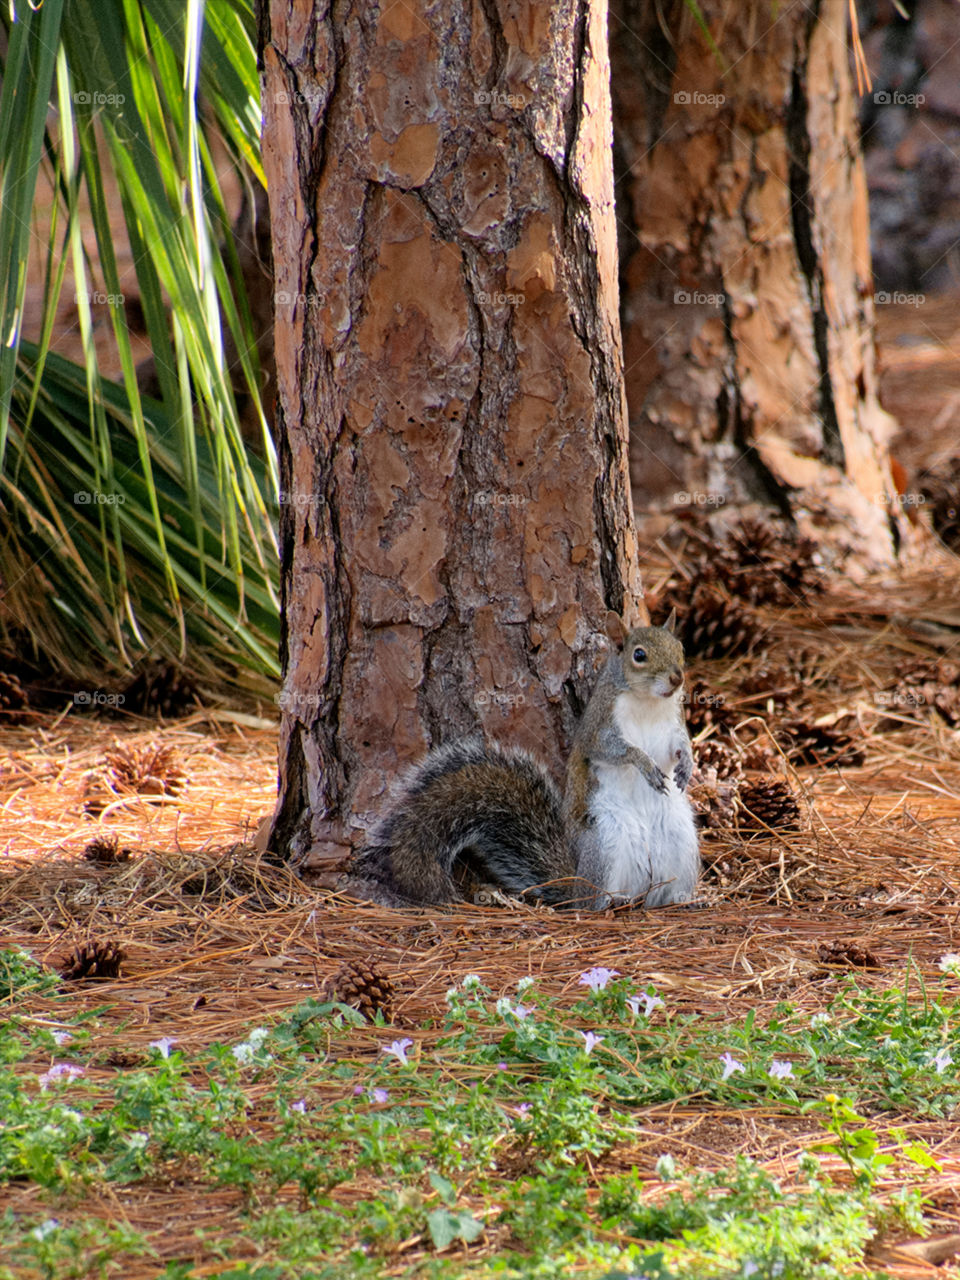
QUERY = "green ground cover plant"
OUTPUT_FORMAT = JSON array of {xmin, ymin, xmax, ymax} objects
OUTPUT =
[{"xmin": 0, "ymin": 948, "xmax": 956, "ymax": 1278}]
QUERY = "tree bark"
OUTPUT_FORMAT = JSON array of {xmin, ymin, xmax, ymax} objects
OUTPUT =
[
  {"xmin": 259, "ymin": 0, "xmax": 641, "ymax": 871},
  {"xmin": 610, "ymin": 0, "xmax": 901, "ymax": 564}
]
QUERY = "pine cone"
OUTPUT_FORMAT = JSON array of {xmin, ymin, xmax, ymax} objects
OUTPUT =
[
  {"xmin": 679, "ymin": 584, "xmax": 757, "ymax": 659},
  {"xmin": 921, "ymin": 470, "xmax": 960, "ymax": 550},
  {"xmin": 888, "ymin": 657, "xmax": 960, "ymax": 727},
  {"xmin": 82, "ymin": 836, "xmax": 131, "ymax": 864},
  {"xmin": 779, "ymin": 718, "xmax": 865, "ymax": 768},
  {"xmin": 694, "ymin": 738, "xmax": 741, "ymax": 780},
  {"xmin": 123, "ymin": 661, "xmax": 199, "ymax": 719},
  {"xmin": 320, "ymin": 960, "xmax": 394, "ymax": 1022},
  {"xmin": 0, "ymin": 671, "xmax": 29, "ymax": 722},
  {"xmin": 84, "ymin": 741, "xmax": 186, "ymax": 813},
  {"xmin": 737, "ymin": 779, "xmax": 802, "ymax": 833},
  {"xmin": 690, "ymin": 770, "xmax": 740, "ymax": 833},
  {"xmin": 816, "ymin": 939, "xmax": 881, "ymax": 969},
  {"xmin": 685, "ymin": 680, "xmax": 738, "ymax": 737},
  {"xmin": 59, "ymin": 941, "xmax": 125, "ymax": 981}
]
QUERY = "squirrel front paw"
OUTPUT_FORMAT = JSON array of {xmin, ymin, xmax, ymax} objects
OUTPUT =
[
  {"xmin": 646, "ymin": 763, "xmax": 668, "ymax": 793},
  {"xmin": 674, "ymin": 753, "xmax": 693, "ymax": 791}
]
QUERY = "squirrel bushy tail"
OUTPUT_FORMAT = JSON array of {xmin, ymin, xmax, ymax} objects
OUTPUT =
[{"xmin": 352, "ymin": 737, "xmax": 583, "ymax": 907}]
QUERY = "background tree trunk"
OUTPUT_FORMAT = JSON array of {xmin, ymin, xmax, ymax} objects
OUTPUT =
[
  {"xmin": 610, "ymin": 0, "xmax": 901, "ymax": 564},
  {"xmin": 259, "ymin": 0, "xmax": 641, "ymax": 871}
]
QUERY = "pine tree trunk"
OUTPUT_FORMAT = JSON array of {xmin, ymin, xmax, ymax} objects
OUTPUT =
[
  {"xmin": 258, "ymin": 0, "xmax": 641, "ymax": 871},
  {"xmin": 610, "ymin": 0, "xmax": 900, "ymax": 563}
]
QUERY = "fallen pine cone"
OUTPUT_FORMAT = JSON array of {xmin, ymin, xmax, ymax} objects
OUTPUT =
[
  {"xmin": 737, "ymin": 778, "xmax": 802, "ymax": 834},
  {"xmin": 59, "ymin": 941, "xmax": 126, "ymax": 981},
  {"xmin": 82, "ymin": 835, "xmax": 131, "ymax": 864},
  {"xmin": 320, "ymin": 959, "xmax": 394, "ymax": 1022},
  {"xmin": 817, "ymin": 939, "xmax": 881, "ymax": 969}
]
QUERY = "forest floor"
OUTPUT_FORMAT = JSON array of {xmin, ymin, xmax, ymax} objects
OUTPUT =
[{"xmin": 1, "ymin": 299, "xmax": 960, "ymax": 1277}]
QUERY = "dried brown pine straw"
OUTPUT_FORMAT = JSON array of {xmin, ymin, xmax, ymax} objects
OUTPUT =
[{"xmin": 1, "ymin": 565, "xmax": 960, "ymax": 1275}]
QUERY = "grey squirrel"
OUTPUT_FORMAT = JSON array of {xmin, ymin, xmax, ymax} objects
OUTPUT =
[{"xmin": 349, "ymin": 611, "xmax": 699, "ymax": 909}]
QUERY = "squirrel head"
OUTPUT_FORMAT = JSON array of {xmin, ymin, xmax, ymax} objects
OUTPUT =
[{"xmin": 605, "ymin": 610, "xmax": 685, "ymax": 701}]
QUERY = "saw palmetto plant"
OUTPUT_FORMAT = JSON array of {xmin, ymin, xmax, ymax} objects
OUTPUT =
[{"xmin": 0, "ymin": 0, "xmax": 279, "ymax": 689}]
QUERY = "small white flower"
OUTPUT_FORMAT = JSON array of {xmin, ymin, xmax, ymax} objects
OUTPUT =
[
  {"xmin": 30, "ymin": 1219, "xmax": 59, "ymax": 1242},
  {"xmin": 810, "ymin": 1013, "xmax": 831, "ymax": 1030},
  {"xmin": 126, "ymin": 1132, "xmax": 149, "ymax": 1151},
  {"xmin": 720, "ymin": 1052, "xmax": 745, "ymax": 1080},
  {"xmin": 247, "ymin": 1027, "xmax": 269, "ymax": 1049},
  {"xmin": 579, "ymin": 1030, "xmax": 603, "ymax": 1054},
  {"xmin": 655, "ymin": 1153, "xmax": 676, "ymax": 1180},
  {"xmin": 496, "ymin": 997, "xmax": 512, "ymax": 1017},
  {"xmin": 148, "ymin": 1037, "xmax": 177, "ymax": 1059},
  {"xmin": 231, "ymin": 1042, "xmax": 254, "ymax": 1065},
  {"xmin": 382, "ymin": 1037, "xmax": 414, "ymax": 1066},
  {"xmin": 628, "ymin": 992, "xmax": 665, "ymax": 1018},
  {"xmin": 938, "ymin": 953, "xmax": 960, "ymax": 975},
  {"xmin": 38, "ymin": 1064, "xmax": 84, "ymax": 1090},
  {"xmin": 461, "ymin": 974, "xmax": 482, "ymax": 990},
  {"xmin": 517, "ymin": 976, "xmax": 536, "ymax": 994},
  {"xmin": 931, "ymin": 1048, "xmax": 953, "ymax": 1075},
  {"xmin": 768, "ymin": 1060, "xmax": 794, "ymax": 1079}
]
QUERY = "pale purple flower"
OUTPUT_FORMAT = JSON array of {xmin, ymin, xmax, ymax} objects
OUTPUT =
[
  {"xmin": 516, "ymin": 1103, "xmax": 532, "ymax": 1115},
  {"xmin": 769, "ymin": 1060, "xmax": 793, "ymax": 1079},
  {"xmin": 720, "ymin": 1053, "xmax": 745, "ymax": 1080},
  {"xmin": 932, "ymin": 1048, "xmax": 953, "ymax": 1074},
  {"xmin": 628, "ymin": 992, "xmax": 665, "ymax": 1018},
  {"xmin": 148, "ymin": 1037, "xmax": 177, "ymax": 1059},
  {"xmin": 580, "ymin": 1031, "xmax": 603, "ymax": 1054},
  {"xmin": 38, "ymin": 1064, "xmax": 84, "ymax": 1090},
  {"xmin": 579, "ymin": 966, "xmax": 619, "ymax": 993},
  {"xmin": 51, "ymin": 1031, "xmax": 72, "ymax": 1047},
  {"xmin": 291, "ymin": 1099, "xmax": 307, "ymax": 1113},
  {"xmin": 497, "ymin": 1062, "xmax": 508, "ymax": 1071},
  {"xmin": 371, "ymin": 1087, "xmax": 389, "ymax": 1104},
  {"xmin": 381, "ymin": 1037, "xmax": 414, "ymax": 1066},
  {"xmin": 514, "ymin": 1003, "xmax": 534, "ymax": 1020},
  {"xmin": 353, "ymin": 1084, "xmax": 364, "ymax": 1096}
]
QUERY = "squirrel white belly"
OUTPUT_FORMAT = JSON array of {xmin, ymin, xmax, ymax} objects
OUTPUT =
[{"xmin": 348, "ymin": 611, "xmax": 700, "ymax": 910}]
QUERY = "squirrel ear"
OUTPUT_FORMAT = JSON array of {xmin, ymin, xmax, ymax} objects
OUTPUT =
[
  {"xmin": 604, "ymin": 611, "xmax": 628, "ymax": 647},
  {"xmin": 663, "ymin": 608, "xmax": 677, "ymax": 635}
]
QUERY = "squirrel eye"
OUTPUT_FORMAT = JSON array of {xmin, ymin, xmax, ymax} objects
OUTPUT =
[{"xmin": 632, "ymin": 646, "xmax": 647, "ymax": 664}]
